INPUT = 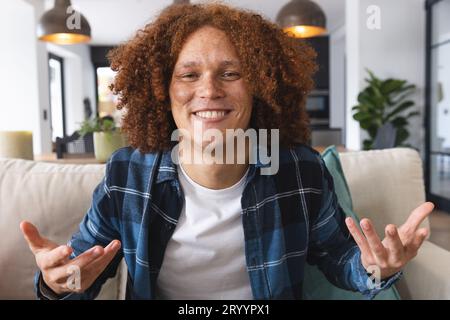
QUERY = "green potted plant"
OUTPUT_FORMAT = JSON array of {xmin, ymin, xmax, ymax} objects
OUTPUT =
[
  {"xmin": 352, "ymin": 69, "xmax": 420, "ymax": 150},
  {"xmin": 77, "ymin": 116, "xmax": 127, "ymax": 162}
]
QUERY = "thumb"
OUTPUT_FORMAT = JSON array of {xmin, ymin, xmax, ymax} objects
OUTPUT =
[{"xmin": 20, "ymin": 221, "xmax": 57, "ymax": 254}]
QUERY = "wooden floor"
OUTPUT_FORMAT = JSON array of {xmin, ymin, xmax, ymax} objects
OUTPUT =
[{"xmin": 429, "ymin": 210, "xmax": 450, "ymax": 251}]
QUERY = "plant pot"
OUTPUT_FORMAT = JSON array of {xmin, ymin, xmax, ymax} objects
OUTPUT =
[{"xmin": 93, "ymin": 131, "xmax": 127, "ymax": 162}]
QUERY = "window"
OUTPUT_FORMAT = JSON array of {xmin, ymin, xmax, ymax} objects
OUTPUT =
[
  {"xmin": 96, "ymin": 67, "xmax": 123, "ymax": 126},
  {"xmin": 48, "ymin": 53, "xmax": 66, "ymax": 141}
]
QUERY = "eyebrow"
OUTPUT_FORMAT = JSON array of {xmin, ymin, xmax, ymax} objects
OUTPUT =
[{"xmin": 177, "ymin": 60, "xmax": 241, "ymax": 68}]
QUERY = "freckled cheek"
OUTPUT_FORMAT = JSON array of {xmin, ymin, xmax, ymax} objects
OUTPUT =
[{"xmin": 170, "ymin": 84, "xmax": 194, "ymax": 114}]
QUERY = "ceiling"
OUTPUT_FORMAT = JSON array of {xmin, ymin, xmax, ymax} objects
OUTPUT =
[{"xmin": 43, "ymin": 0, "xmax": 345, "ymax": 45}]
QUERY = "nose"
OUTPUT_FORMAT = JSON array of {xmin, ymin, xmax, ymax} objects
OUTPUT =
[{"xmin": 197, "ymin": 75, "xmax": 225, "ymax": 100}]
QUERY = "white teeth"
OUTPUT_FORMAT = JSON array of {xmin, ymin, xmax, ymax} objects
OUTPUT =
[{"xmin": 195, "ymin": 110, "xmax": 227, "ymax": 119}]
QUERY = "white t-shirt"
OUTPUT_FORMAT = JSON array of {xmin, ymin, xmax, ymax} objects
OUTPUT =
[{"xmin": 155, "ymin": 165, "xmax": 253, "ymax": 300}]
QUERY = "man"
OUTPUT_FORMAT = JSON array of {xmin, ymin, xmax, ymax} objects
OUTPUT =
[{"xmin": 21, "ymin": 3, "xmax": 432, "ymax": 300}]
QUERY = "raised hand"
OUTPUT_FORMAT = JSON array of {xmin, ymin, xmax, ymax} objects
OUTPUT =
[
  {"xmin": 345, "ymin": 202, "xmax": 434, "ymax": 280},
  {"xmin": 20, "ymin": 221, "xmax": 121, "ymax": 295}
]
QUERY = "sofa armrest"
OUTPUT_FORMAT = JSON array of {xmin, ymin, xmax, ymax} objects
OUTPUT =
[{"xmin": 396, "ymin": 240, "xmax": 450, "ymax": 299}]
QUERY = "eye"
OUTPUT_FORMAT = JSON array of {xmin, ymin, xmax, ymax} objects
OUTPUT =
[
  {"xmin": 180, "ymin": 73, "xmax": 199, "ymax": 81},
  {"xmin": 222, "ymin": 71, "xmax": 241, "ymax": 80}
]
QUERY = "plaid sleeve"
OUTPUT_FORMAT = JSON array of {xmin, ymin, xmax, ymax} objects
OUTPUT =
[
  {"xmin": 35, "ymin": 159, "xmax": 123, "ymax": 300},
  {"xmin": 306, "ymin": 159, "xmax": 401, "ymax": 299}
]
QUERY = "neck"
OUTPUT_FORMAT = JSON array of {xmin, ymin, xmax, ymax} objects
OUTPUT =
[
  {"xmin": 181, "ymin": 162, "xmax": 249, "ymax": 189},
  {"xmin": 178, "ymin": 140, "xmax": 250, "ymax": 189}
]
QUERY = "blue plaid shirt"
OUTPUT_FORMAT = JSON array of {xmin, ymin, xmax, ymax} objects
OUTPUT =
[{"xmin": 36, "ymin": 144, "xmax": 400, "ymax": 299}]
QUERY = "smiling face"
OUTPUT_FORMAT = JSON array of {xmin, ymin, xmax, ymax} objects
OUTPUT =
[{"xmin": 169, "ymin": 26, "xmax": 253, "ymax": 149}]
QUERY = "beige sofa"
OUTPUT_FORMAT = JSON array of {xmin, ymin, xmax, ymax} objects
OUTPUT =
[
  {"xmin": 0, "ymin": 158, "xmax": 127, "ymax": 299},
  {"xmin": 0, "ymin": 148, "xmax": 449, "ymax": 299}
]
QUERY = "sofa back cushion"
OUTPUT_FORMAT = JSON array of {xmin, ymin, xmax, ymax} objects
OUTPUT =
[
  {"xmin": 0, "ymin": 158, "xmax": 121, "ymax": 299},
  {"xmin": 303, "ymin": 146, "xmax": 400, "ymax": 300},
  {"xmin": 339, "ymin": 148, "xmax": 429, "ymax": 237}
]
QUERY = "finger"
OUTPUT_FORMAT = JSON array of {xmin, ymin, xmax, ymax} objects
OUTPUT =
[
  {"xmin": 345, "ymin": 217, "xmax": 373, "ymax": 259},
  {"xmin": 38, "ymin": 245, "xmax": 73, "ymax": 270},
  {"xmin": 383, "ymin": 224, "xmax": 404, "ymax": 260},
  {"xmin": 69, "ymin": 239, "xmax": 121, "ymax": 270},
  {"xmin": 47, "ymin": 245, "xmax": 106, "ymax": 284},
  {"xmin": 360, "ymin": 218, "xmax": 388, "ymax": 260},
  {"xmin": 407, "ymin": 228, "xmax": 428, "ymax": 256},
  {"xmin": 84, "ymin": 240, "xmax": 121, "ymax": 275},
  {"xmin": 20, "ymin": 221, "xmax": 57, "ymax": 254},
  {"xmin": 20, "ymin": 221, "xmax": 45, "ymax": 252},
  {"xmin": 47, "ymin": 240, "xmax": 121, "ymax": 289},
  {"xmin": 63, "ymin": 240, "xmax": 121, "ymax": 291},
  {"xmin": 401, "ymin": 202, "xmax": 434, "ymax": 233},
  {"xmin": 68, "ymin": 245, "xmax": 105, "ymax": 269}
]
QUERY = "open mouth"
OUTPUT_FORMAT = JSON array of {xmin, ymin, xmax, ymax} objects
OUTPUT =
[{"xmin": 192, "ymin": 110, "xmax": 232, "ymax": 121}]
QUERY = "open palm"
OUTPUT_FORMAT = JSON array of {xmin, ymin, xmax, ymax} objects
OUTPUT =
[{"xmin": 345, "ymin": 202, "xmax": 434, "ymax": 280}]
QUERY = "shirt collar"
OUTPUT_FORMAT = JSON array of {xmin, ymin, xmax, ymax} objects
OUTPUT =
[{"xmin": 154, "ymin": 144, "xmax": 272, "ymax": 184}]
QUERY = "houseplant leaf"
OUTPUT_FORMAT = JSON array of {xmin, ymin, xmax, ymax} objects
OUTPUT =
[{"xmin": 385, "ymin": 101, "xmax": 415, "ymax": 121}]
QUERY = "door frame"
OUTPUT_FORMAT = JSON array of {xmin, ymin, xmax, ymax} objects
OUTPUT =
[
  {"xmin": 425, "ymin": 0, "xmax": 450, "ymax": 212},
  {"xmin": 47, "ymin": 52, "xmax": 67, "ymax": 138}
]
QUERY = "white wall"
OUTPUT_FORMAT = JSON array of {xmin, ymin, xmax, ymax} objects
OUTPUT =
[
  {"xmin": 345, "ymin": 0, "xmax": 426, "ymax": 152},
  {"xmin": 0, "ymin": 0, "xmax": 47, "ymax": 154},
  {"xmin": 329, "ymin": 25, "xmax": 346, "ymax": 142},
  {"xmin": 345, "ymin": 0, "xmax": 361, "ymax": 150},
  {"xmin": 34, "ymin": 0, "xmax": 52, "ymax": 154}
]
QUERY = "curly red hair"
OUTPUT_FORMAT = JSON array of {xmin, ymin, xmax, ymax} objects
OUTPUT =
[{"xmin": 108, "ymin": 2, "xmax": 317, "ymax": 153}]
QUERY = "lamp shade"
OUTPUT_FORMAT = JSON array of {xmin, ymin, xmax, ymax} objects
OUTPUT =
[
  {"xmin": 37, "ymin": 0, "xmax": 91, "ymax": 45},
  {"xmin": 276, "ymin": 0, "xmax": 327, "ymax": 38}
]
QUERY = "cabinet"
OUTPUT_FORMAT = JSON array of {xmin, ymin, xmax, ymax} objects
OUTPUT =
[{"xmin": 305, "ymin": 36, "xmax": 329, "ymax": 90}]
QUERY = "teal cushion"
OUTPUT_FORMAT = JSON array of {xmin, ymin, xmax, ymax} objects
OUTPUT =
[{"xmin": 303, "ymin": 145, "xmax": 401, "ymax": 300}]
